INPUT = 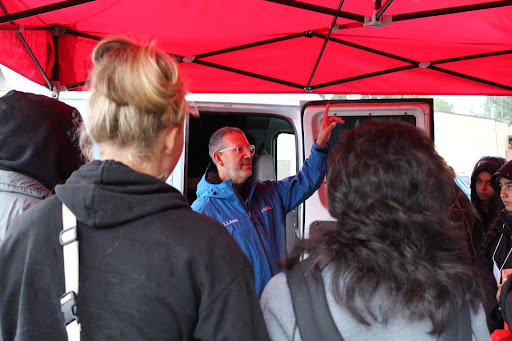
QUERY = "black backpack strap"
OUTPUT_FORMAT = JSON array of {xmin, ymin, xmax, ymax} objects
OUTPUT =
[
  {"xmin": 286, "ymin": 258, "xmax": 344, "ymax": 341},
  {"xmin": 437, "ymin": 302, "xmax": 472, "ymax": 341}
]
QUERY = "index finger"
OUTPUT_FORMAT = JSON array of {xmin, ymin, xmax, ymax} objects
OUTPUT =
[
  {"xmin": 323, "ymin": 104, "xmax": 331, "ymax": 120},
  {"xmin": 322, "ymin": 104, "xmax": 331, "ymax": 128}
]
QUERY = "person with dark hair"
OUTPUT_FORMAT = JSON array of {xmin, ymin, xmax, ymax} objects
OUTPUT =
[
  {"xmin": 260, "ymin": 121, "xmax": 490, "ymax": 340},
  {"xmin": 449, "ymin": 167, "xmax": 481, "ymax": 257},
  {"xmin": 470, "ymin": 156, "xmax": 507, "ymax": 251},
  {"xmin": 489, "ymin": 160, "xmax": 512, "ymax": 334},
  {"xmin": 468, "ymin": 157, "xmax": 508, "ymax": 333},
  {"xmin": 191, "ymin": 105, "xmax": 344, "ymax": 297},
  {"xmin": 490, "ymin": 161, "xmax": 512, "ymax": 292},
  {"xmin": 0, "ymin": 90, "xmax": 84, "ymax": 243},
  {"xmin": 0, "ymin": 37, "xmax": 268, "ymax": 340}
]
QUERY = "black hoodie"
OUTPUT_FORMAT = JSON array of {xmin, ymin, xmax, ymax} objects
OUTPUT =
[
  {"xmin": 0, "ymin": 90, "xmax": 84, "ymax": 242},
  {"xmin": 0, "ymin": 160, "xmax": 269, "ymax": 341},
  {"xmin": 0, "ymin": 90, "xmax": 83, "ymax": 190}
]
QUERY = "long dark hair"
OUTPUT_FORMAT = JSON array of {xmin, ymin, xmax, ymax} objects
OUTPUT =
[
  {"xmin": 286, "ymin": 121, "xmax": 480, "ymax": 334},
  {"xmin": 450, "ymin": 180, "xmax": 480, "ymax": 257}
]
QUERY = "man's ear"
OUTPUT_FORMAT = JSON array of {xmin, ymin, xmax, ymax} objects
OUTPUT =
[{"xmin": 213, "ymin": 151, "xmax": 224, "ymax": 167}]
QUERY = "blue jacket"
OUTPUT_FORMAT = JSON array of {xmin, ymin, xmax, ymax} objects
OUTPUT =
[{"xmin": 191, "ymin": 143, "xmax": 328, "ymax": 296}]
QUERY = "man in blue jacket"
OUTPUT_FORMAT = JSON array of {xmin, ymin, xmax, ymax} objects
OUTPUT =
[{"xmin": 191, "ymin": 105, "xmax": 343, "ymax": 296}]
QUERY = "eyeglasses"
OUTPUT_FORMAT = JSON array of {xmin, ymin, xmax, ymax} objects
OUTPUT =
[{"xmin": 218, "ymin": 144, "xmax": 255, "ymax": 155}]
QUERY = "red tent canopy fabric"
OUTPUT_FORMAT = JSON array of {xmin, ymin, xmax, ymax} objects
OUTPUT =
[{"xmin": 1, "ymin": 0, "xmax": 512, "ymax": 95}]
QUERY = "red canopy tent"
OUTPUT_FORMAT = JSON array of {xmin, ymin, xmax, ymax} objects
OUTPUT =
[{"xmin": 1, "ymin": 0, "xmax": 512, "ymax": 95}]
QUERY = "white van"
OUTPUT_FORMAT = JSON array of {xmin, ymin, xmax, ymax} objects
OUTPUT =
[{"xmin": 167, "ymin": 96, "xmax": 434, "ymax": 250}]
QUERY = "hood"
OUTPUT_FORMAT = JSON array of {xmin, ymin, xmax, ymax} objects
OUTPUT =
[
  {"xmin": 196, "ymin": 162, "xmax": 234, "ymax": 200},
  {"xmin": 0, "ymin": 90, "xmax": 84, "ymax": 190},
  {"xmin": 470, "ymin": 156, "xmax": 506, "ymax": 203},
  {"xmin": 55, "ymin": 160, "xmax": 189, "ymax": 227},
  {"xmin": 492, "ymin": 160, "xmax": 512, "ymax": 193},
  {"xmin": 196, "ymin": 162, "xmax": 254, "ymax": 201}
]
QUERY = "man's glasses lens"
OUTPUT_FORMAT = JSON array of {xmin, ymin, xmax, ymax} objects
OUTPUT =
[
  {"xmin": 236, "ymin": 145, "xmax": 255, "ymax": 155},
  {"xmin": 219, "ymin": 145, "xmax": 255, "ymax": 155},
  {"xmin": 248, "ymin": 145, "xmax": 255, "ymax": 155}
]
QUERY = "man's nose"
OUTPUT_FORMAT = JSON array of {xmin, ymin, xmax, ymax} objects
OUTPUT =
[
  {"xmin": 481, "ymin": 182, "xmax": 488, "ymax": 190},
  {"xmin": 501, "ymin": 187, "xmax": 507, "ymax": 198}
]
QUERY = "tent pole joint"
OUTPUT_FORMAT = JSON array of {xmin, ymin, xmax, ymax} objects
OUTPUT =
[
  {"xmin": 51, "ymin": 81, "xmax": 62, "ymax": 98},
  {"xmin": 182, "ymin": 56, "xmax": 196, "ymax": 63},
  {"xmin": 51, "ymin": 25, "xmax": 66, "ymax": 36},
  {"xmin": 364, "ymin": 11, "xmax": 392, "ymax": 27}
]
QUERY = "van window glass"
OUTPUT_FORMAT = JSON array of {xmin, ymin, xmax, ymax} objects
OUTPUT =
[
  {"xmin": 276, "ymin": 133, "xmax": 296, "ymax": 180},
  {"xmin": 328, "ymin": 115, "xmax": 417, "ymax": 153}
]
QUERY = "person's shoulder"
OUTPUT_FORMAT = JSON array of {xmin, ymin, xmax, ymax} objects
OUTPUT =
[
  {"xmin": 260, "ymin": 272, "xmax": 289, "ymax": 308},
  {"xmin": 171, "ymin": 207, "xmax": 235, "ymax": 244},
  {"xmin": 8, "ymin": 194, "xmax": 59, "ymax": 229},
  {"xmin": 260, "ymin": 272, "xmax": 297, "ymax": 339},
  {"xmin": 0, "ymin": 196, "xmax": 61, "ymax": 265},
  {"xmin": 191, "ymin": 193, "xmax": 231, "ymax": 213},
  {"xmin": 190, "ymin": 195, "xmax": 208, "ymax": 210}
]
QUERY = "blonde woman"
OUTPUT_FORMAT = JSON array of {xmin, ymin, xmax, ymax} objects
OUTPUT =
[{"xmin": 0, "ymin": 38, "xmax": 268, "ymax": 341}]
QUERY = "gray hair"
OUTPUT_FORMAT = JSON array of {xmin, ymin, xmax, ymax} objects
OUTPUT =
[{"xmin": 208, "ymin": 126, "xmax": 245, "ymax": 164}]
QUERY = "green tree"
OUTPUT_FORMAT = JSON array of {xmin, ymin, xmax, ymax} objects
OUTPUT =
[
  {"xmin": 433, "ymin": 98, "xmax": 453, "ymax": 112},
  {"xmin": 484, "ymin": 96, "xmax": 512, "ymax": 121}
]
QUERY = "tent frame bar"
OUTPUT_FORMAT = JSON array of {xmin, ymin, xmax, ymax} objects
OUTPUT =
[
  {"xmin": 69, "ymin": 30, "xmax": 512, "ymax": 92},
  {"xmin": 394, "ymin": 0, "xmax": 512, "ymax": 21},
  {"xmin": 0, "ymin": 0, "xmax": 95, "ymax": 93},
  {"xmin": 265, "ymin": 0, "xmax": 364, "ymax": 22},
  {"xmin": 0, "ymin": 0, "xmax": 52, "ymax": 89},
  {"xmin": 185, "ymin": 30, "xmax": 512, "ymax": 92},
  {"xmin": 0, "ymin": 0, "xmax": 94, "ymax": 25},
  {"xmin": 193, "ymin": 59, "xmax": 305, "ymax": 90},
  {"xmin": 265, "ymin": 0, "xmax": 512, "ymax": 24},
  {"xmin": 305, "ymin": 0, "xmax": 345, "ymax": 92},
  {"xmin": 194, "ymin": 32, "xmax": 305, "ymax": 59}
]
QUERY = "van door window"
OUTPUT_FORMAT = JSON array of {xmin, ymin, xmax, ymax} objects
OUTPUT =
[{"xmin": 276, "ymin": 133, "xmax": 297, "ymax": 180}]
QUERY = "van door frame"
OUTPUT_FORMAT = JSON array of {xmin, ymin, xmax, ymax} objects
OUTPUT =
[{"xmin": 300, "ymin": 98, "xmax": 434, "ymax": 239}]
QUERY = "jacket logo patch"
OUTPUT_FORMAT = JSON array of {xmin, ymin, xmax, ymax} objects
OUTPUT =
[
  {"xmin": 261, "ymin": 205, "xmax": 272, "ymax": 213},
  {"xmin": 223, "ymin": 219, "xmax": 239, "ymax": 226}
]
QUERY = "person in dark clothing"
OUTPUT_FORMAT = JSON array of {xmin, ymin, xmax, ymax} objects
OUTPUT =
[
  {"xmin": 0, "ymin": 37, "xmax": 268, "ymax": 341},
  {"xmin": 481, "ymin": 160, "xmax": 512, "ymax": 335},
  {"xmin": 0, "ymin": 90, "xmax": 83, "ymax": 243},
  {"xmin": 465, "ymin": 157, "xmax": 507, "ymax": 333},
  {"xmin": 470, "ymin": 156, "xmax": 506, "ymax": 253},
  {"xmin": 491, "ymin": 161, "xmax": 512, "ymax": 287}
]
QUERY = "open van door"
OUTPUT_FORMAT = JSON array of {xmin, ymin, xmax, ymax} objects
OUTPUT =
[
  {"xmin": 180, "ymin": 96, "xmax": 432, "ymax": 253},
  {"xmin": 301, "ymin": 99, "xmax": 434, "ymax": 239}
]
